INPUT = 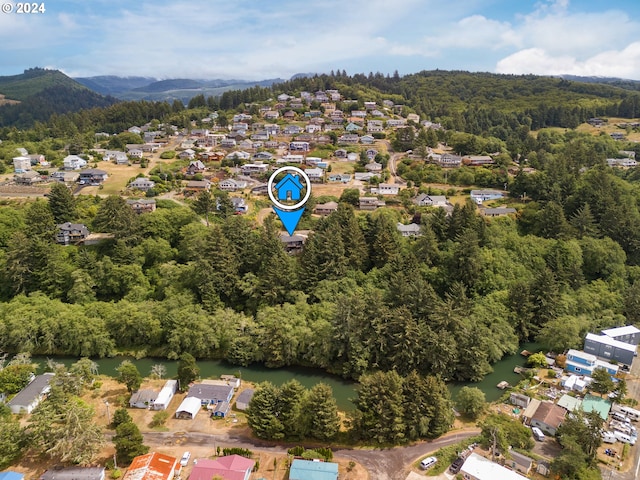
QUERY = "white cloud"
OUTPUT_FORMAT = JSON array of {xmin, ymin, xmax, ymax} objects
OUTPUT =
[{"xmin": 496, "ymin": 43, "xmax": 640, "ymax": 79}]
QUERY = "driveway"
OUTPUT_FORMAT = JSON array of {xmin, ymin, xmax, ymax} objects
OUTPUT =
[{"xmin": 143, "ymin": 429, "xmax": 481, "ymax": 480}]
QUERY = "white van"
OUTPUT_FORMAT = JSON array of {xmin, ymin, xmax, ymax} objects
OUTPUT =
[
  {"xmin": 420, "ymin": 457, "xmax": 437, "ymax": 470},
  {"xmin": 620, "ymin": 406, "xmax": 640, "ymax": 422},
  {"xmin": 614, "ymin": 431, "xmax": 635, "ymax": 445},
  {"xmin": 532, "ymin": 427, "xmax": 545, "ymax": 441},
  {"xmin": 602, "ymin": 431, "xmax": 617, "ymax": 444}
]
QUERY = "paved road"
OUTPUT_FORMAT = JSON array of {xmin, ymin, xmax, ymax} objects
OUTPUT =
[{"xmin": 143, "ymin": 429, "xmax": 480, "ymax": 480}]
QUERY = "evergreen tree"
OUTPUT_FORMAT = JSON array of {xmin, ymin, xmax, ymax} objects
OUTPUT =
[
  {"xmin": 456, "ymin": 386, "xmax": 486, "ymax": 419},
  {"xmin": 48, "ymin": 183, "xmax": 77, "ymax": 223},
  {"xmin": 303, "ymin": 383, "xmax": 341, "ymax": 441},
  {"xmin": 192, "ymin": 190, "xmax": 216, "ymax": 226},
  {"xmin": 114, "ymin": 421, "xmax": 149, "ymax": 465},
  {"xmin": 247, "ymin": 382, "xmax": 284, "ymax": 440},
  {"xmin": 277, "ymin": 380, "xmax": 306, "ymax": 439},
  {"xmin": 93, "ymin": 195, "xmax": 137, "ymax": 239},
  {"xmin": 25, "ymin": 200, "xmax": 57, "ymax": 241},
  {"xmin": 353, "ymin": 371, "xmax": 406, "ymax": 444},
  {"xmin": 111, "ymin": 407, "xmax": 133, "ymax": 429}
]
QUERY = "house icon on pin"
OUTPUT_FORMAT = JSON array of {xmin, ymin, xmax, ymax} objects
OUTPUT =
[{"xmin": 274, "ymin": 173, "xmax": 304, "ymax": 201}]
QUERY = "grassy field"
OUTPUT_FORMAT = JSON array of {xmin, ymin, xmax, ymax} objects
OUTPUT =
[{"xmin": 80, "ymin": 161, "xmax": 148, "ymax": 195}]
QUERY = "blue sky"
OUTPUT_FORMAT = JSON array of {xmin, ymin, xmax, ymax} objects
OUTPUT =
[{"xmin": 2, "ymin": 0, "xmax": 640, "ymax": 80}]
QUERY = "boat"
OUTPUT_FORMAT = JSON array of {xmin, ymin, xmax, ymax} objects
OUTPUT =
[
  {"xmin": 520, "ymin": 350, "xmax": 532, "ymax": 357},
  {"xmin": 497, "ymin": 381, "xmax": 510, "ymax": 389}
]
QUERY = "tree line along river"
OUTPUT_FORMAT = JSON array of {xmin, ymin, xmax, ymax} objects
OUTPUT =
[{"xmin": 34, "ymin": 342, "xmax": 539, "ymax": 411}]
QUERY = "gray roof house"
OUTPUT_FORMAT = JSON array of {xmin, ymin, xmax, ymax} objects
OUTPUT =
[
  {"xmin": 506, "ymin": 451, "xmax": 533, "ymax": 475},
  {"xmin": 128, "ymin": 177, "xmax": 156, "ymax": 191},
  {"xmin": 397, "ymin": 222, "xmax": 422, "ymax": 237},
  {"xmin": 56, "ymin": 223, "xmax": 90, "ymax": 245},
  {"xmin": 8, "ymin": 372, "xmax": 55, "ymax": 414},
  {"xmin": 39, "ymin": 468, "xmax": 105, "ymax": 480},
  {"xmin": 129, "ymin": 389, "xmax": 158, "ymax": 409},
  {"xmin": 187, "ymin": 383, "xmax": 234, "ymax": 406}
]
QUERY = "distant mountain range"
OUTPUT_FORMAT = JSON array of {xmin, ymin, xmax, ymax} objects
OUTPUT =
[{"xmin": 74, "ymin": 75, "xmax": 290, "ymax": 103}]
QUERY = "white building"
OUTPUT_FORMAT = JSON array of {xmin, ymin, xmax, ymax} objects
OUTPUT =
[
  {"xmin": 13, "ymin": 156, "xmax": 32, "ymax": 173},
  {"xmin": 460, "ymin": 453, "xmax": 527, "ymax": 480}
]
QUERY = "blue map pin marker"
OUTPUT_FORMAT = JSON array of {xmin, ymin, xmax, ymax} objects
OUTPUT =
[{"xmin": 273, "ymin": 206, "xmax": 305, "ymax": 236}]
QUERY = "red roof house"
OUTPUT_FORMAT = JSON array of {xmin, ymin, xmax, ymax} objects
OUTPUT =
[
  {"xmin": 188, "ymin": 455, "xmax": 255, "ymax": 480},
  {"xmin": 123, "ymin": 452, "xmax": 178, "ymax": 480}
]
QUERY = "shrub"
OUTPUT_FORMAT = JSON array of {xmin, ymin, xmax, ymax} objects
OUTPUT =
[{"xmin": 149, "ymin": 411, "xmax": 169, "ymax": 428}]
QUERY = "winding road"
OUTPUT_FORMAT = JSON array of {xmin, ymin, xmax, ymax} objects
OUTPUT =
[{"xmin": 143, "ymin": 428, "xmax": 481, "ymax": 480}]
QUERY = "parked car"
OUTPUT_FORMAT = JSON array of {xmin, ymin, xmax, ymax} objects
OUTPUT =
[
  {"xmin": 180, "ymin": 451, "xmax": 191, "ymax": 467},
  {"xmin": 449, "ymin": 457, "xmax": 465, "ymax": 474},
  {"xmin": 420, "ymin": 456, "xmax": 437, "ymax": 470}
]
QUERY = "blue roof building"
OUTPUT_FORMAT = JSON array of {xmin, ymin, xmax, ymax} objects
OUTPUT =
[
  {"xmin": 275, "ymin": 173, "xmax": 304, "ymax": 201},
  {"xmin": 0, "ymin": 472, "xmax": 24, "ymax": 480},
  {"xmin": 289, "ymin": 460, "xmax": 338, "ymax": 480}
]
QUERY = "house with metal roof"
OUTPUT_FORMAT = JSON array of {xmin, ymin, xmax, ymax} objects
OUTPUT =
[
  {"xmin": 175, "ymin": 396, "xmax": 202, "ymax": 420},
  {"xmin": 460, "ymin": 453, "xmax": 526, "ymax": 480},
  {"xmin": 122, "ymin": 452, "xmax": 178, "ymax": 480},
  {"xmin": 187, "ymin": 383, "xmax": 234, "ymax": 406},
  {"xmin": 152, "ymin": 380, "xmax": 177, "ymax": 410},
  {"xmin": 189, "ymin": 455, "xmax": 254, "ymax": 480},
  {"xmin": 39, "ymin": 468, "xmax": 105, "ymax": 480},
  {"xmin": 289, "ymin": 459, "xmax": 338, "ymax": 480},
  {"xmin": 584, "ymin": 332, "xmax": 636, "ymax": 365},
  {"xmin": 8, "ymin": 372, "xmax": 54, "ymax": 414},
  {"xmin": 601, "ymin": 325, "xmax": 640, "ymax": 346}
]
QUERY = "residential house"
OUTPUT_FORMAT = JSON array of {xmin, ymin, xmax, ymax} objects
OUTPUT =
[
  {"xmin": 79, "ymin": 169, "xmax": 108, "ymax": 184},
  {"xmin": 354, "ymin": 172, "xmax": 381, "ymax": 182},
  {"xmin": 439, "ymin": 153, "xmax": 462, "ymax": 168},
  {"xmin": 283, "ymin": 125, "xmax": 302, "ymax": 135},
  {"xmin": 232, "ymin": 113, "xmax": 252, "ymax": 122},
  {"xmin": 482, "ymin": 207, "xmax": 516, "ymax": 217},
  {"xmin": 265, "ymin": 123, "xmax": 280, "ymax": 135},
  {"xmin": 386, "ymin": 118, "xmax": 407, "ymax": 127},
  {"xmin": 566, "ymin": 349, "xmax": 619, "ymax": 376},
  {"xmin": 277, "ymin": 93, "xmax": 291, "ymax": 102},
  {"xmin": 610, "ymin": 132, "xmax": 625, "ymax": 140},
  {"xmin": 522, "ymin": 398, "xmax": 541, "ymax": 425},
  {"xmin": 226, "ymin": 151, "xmax": 252, "ymax": 162},
  {"xmin": 561, "ymin": 375, "xmax": 588, "ymax": 393},
  {"xmin": 365, "ymin": 162, "xmax": 383, "ymax": 172},
  {"xmin": 231, "ymin": 197, "xmax": 248, "ymax": 214},
  {"xmin": 372, "ymin": 183, "xmax": 400, "ymax": 195},
  {"xmin": 186, "ymin": 160, "xmax": 206, "ymax": 175},
  {"xmin": 414, "ymin": 194, "xmax": 448, "ymax": 207},
  {"xmin": 371, "ymin": 109, "xmax": 386, "ymax": 117},
  {"xmin": 51, "ymin": 171, "xmax": 79, "ymax": 184},
  {"xmin": 360, "ymin": 134, "xmax": 375, "ymax": 145},
  {"xmin": 212, "ymin": 400, "xmax": 230, "ymax": 417},
  {"xmin": 351, "ymin": 110, "xmax": 367, "ymax": 118},
  {"xmin": 383, "ymin": 99, "xmax": 395, "ymax": 107},
  {"xmin": 506, "ymin": 451, "xmax": 533, "ymax": 476},
  {"xmin": 278, "ymin": 154, "xmax": 305, "ymax": 165},
  {"xmin": 460, "ymin": 453, "xmax": 527, "ymax": 480},
  {"xmin": 289, "ymin": 141, "xmax": 310, "ymax": 152},
  {"xmin": 251, "ymin": 184, "xmax": 269, "ymax": 196},
  {"xmin": 280, "ymin": 234, "xmax": 306, "ymax": 254},
  {"xmin": 218, "ymin": 179, "xmax": 248, "ymax": 192},
  {"xmin": 470, "ymin": 189, "xmax": 504, "ymax": 204},
  {"xmin": 63, "ymin": 155, "xmax": 87, "ymax": 170},
  {"xmin": 283, "ymin": 110, "xmax": 296, "ymax": 120},
  {"xmin": 359, "ymin": 197, "xmax": 385, "ymax": 210},
  {"xmin": 583, "ymin": 332, "xmax": 636, "ymax": 365},
  {"xmin": 175, "ymin": 396, "xmax": 201, "ymax": 419},
  {"xmin": 179, "ymin": 149, "xmax": 196, "ymax": 161},
  {"xmin": 251, "ymin": 131, "xmax": 270, "ymax": 141},
  {"xmin": 328, "ymin": 174, "xmax": 351, "ymax": 183},
  {"xmin": 338, "ymin": 134, "xmax": 360, "ymax": 144},
  {"xmin": 187, "ymin": 383, "xmax": 234, "ymax": 406},
  {"xmin": 305, "ymin": 167, "xmax": 324, "ymax": 183},
  {"xmin": 407, "ymin": 113, "xmax": 420, "ymax": 123},
  {"xmin": 364, "ymin": 101, "xmax": 377, "ymax": 110},
  {"xmin": 8, "ymin": 372, "xmax": 54, "ymax": 414},
  {"xmin": 189, "ymin": 455, "xmax": 255, "ymax": 480},
  {"xmin": 152, "ymin": 380, "xmax": 178, "ymax": 410},
  {"xmin": 56, "ymin": 222, "xmax": 90, "ymax": 245},
  {"xmin": 397, "ymin": 222, "xmax": 422, "ymax": 237},
  {"xmin": 314, "ymin": 201, "xmax": 339, "ymax": 215},
  {"xmin": 39, "ymin": 468, "xmax": 105, "ymax": 480},
  {"xmin": 122, "ymin": 453, "xmax": 178, "ymax": 480},
  {"xmin": 127, "ymin": 198, "xmax": 157, "ymax": 214},
  {"xmin": 607, "ymin": 158, "xmax": 637, "ymax": 167},
  {"xmin": 463, "ymin": 155, "xmax": 495, "ymax": 166},
  {"xmin": 334, "ymin": 149, "xmax": 348, "ymax": 158},
  {"xmin": 184, "ymin": 180, "xmax": 211, "ymax": 194},
  {"xmin": 13, "ymin": 156, "xmax": 31, "ymax": 173},
  {"xmin": 530, "ymin": 401, "xmax": 567, "ymax": 435},
  {"xmin": 602, "ymin": 325, "xmax": 640, "ymax": 346},
  {"xmin": 220, "ymin": 138, "xmax": 237, "ymax": 148},
  {"xmin": 263, "ymin": 110, "xmax": 279, "ymax": 120},
  {"xmin": 289, "ymin": 460, "xmax": 338, "ymax": 480},
  {"xmin": 14, "ymin": 171, "xmax": 42, "ymax": 185},
  {"xmin": 128, "ymin": 177, "xmax": 156, "ymax": 191},
  {"xmin": 130, "ymin": 389, "xmax": 157, "ymax": 409},
  {"xmin": 367, "ymin": 120, "xmax": 384, "ymax": 133},
  {"xmin": 238, "ymin": 139, "xmax": 254, "ymax": 150},
  {"xmin": 588, "ymin": 118, "xmax": 605, "ymax": 127},
  {"xmin": 365, "ymin": 149, "xmax": 379, "ymax": 159},
  {"xmin": 128, "ymin": 126, "xmax": 142, "ymax": 134},
  {"xmin": 345, "ymin": 122, "xmax": 363, "ymax": 132},
  {"xmin": 305, "ymin": 123, "xmax": 322, "ymax": 134}
]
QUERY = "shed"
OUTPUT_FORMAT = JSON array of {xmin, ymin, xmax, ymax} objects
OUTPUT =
[
  {"xmin": 289, "ymin": 459, "xmax": 338, "ymax": 480},
  {"xmin": 507, "ymin": 451, "xmax": 533, "ymax": 475},
  {"xmin": 235, "ymin": 389, "xmax": 254, "ymax": 411},
  {"xmin": 152, "ymin": 379, "xmax": 177, "ymax": 410},
  {"xmin": 509, "ymin": 393, "xmax": 531, "ymax": 409},
  {"xmin": 220, "ymin": 375, "xmax": 241, "ymax": 389},
  {"xmin": 175, "ymin": 396, "xmax": 201, "ymax": 419}
]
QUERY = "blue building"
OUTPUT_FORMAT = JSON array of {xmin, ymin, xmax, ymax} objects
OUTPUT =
[
  {"xmin": 275, "ymin": 173, "xmax": 304, "ymax": 201},
  {"xmin": 584, "ymin": 332, "xmax": 636, "ymax": 366},
  {"xmin": 565, "ymin": 349, "xmax": 619, "ymax": 376},
  {"xmin": 601, "ymin": 325, "xmax": 640, "ymax": 346},
  {"xmin": 289, "ymin": 460, "xmax": 338, "ymax": 480}
]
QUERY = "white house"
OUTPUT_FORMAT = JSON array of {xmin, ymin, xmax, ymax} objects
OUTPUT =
[
  {"xmin": 13, "ymin": 156, "xmax": 32, "ymax": 173},
  {"xmin": 152, "ymin": 380, "xmax": 178, "ymax": 411},
  {"xmin": 218, "ymin": 179, "xmax": 248, "ymax": 192},
  {"xmin": 371, "ymin": 183, "xmax": 400, "ymax": 195},
  {"xmin": 470, "ymin": 189, "xmax": 504, "ymax": 204},
  {"xmin": 460, "ymin": 453, "xmax": 527, "ymax": 480},
  {"xmin": 8, "ymin": 373, "xmax": 55, "ymax": 414},
  {"xmin": 397, "ymin": 223, "xmax": 422, "ymax": 237},
  {"xmin": 63, "ymin": 155, "xmax": 87, "ymax": 170},
  {"xmin": 129, "ymin": 177, "xmax": 156, "ymax": 191}
]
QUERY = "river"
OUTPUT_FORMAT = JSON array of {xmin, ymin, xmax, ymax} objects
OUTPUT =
[{"xmin": 34, "ymin": 342, "xmax": 539, "ymax": 410}]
